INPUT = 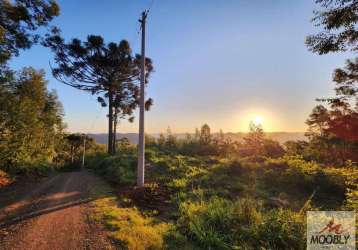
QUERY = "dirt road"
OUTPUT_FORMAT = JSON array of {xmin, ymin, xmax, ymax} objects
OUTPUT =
[{"xmin": 0, "ymin": 170, "xmax": 115, "ymax": 250}]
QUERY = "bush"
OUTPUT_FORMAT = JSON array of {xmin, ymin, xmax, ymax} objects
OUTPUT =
[
  {"xmin": 258, "ymin": 209, "xmax": 305, "ymax": 250},
  {"xmin": 260, "ymin": 156, "xmax": 348, "ymax": 205},
  {"xmin": 12, "ymin": 162, "xmax": 54, "ymax": 177},
  {"xmin": 178, "ymin": 197, "xmax": 235, "ymax": 249},
  {"xmin": 177, "ymin": 197, "xmax": 260, "ymax": 249},
  {"xmin": 86, "ymin": 152, "xmax": 136, "ymax": 185}
]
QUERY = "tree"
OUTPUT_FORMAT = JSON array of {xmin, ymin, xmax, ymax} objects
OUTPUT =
[
  {"xmin": 112, "ymin": 94, "xmax": 152, "ymax": 154},
  {"xmin": 65, "ymin": 134, "xmax": 83, "ymax": 164},
  {"xmin": 44, "ymin": 34, "xmax": 153, "ymax": 154},
  {"xmin": 306, "ymin": 0, "xmax": 358, "ymax": 105},
  {"xmin": 0, "ymin": 67, "xmax": 64, "ymax": 170},
  {"xmin": 242, "ymin": 122, "xmax": 265, "ymax": 156},
  {"xmin": 305, "ymin": 1, "xmax": 358, "ymax": 164},
  {"xmin": 116, "ymin": 137, "xmax": 132, "ymax": 153},
  {"xmin": 306, "ymin": 105, "xmax": 330, "ymax": 136},
  {"xmin": 284, "ymin": 140, "xmax": 308, "ymax": 156},
  {"xmin": 305, "ymin": 103, "xmax": 358, "ymax": 164},
  {"xmin": 165, "ymin": 127, "xmax": 177, "ymax": 148},
  {"xmin": 199, "ymin": 124, "xmax": 211, "ymax": 145},
  {"xmin": 0, "ymin": 0, "xmax": 59, "ymax": 67},
  {"xmin": 262, "ymin": 139, "xmax": 285, "ymax": 158}
]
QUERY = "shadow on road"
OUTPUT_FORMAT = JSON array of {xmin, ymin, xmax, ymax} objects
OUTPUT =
[{"xmin": 0, "ymin": 171, "xmax": 111, "ymax": 228}]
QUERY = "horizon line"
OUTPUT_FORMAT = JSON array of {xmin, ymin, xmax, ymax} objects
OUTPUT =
[{"xmin": 68, "ymin": 131, "xmax": 307, "ymax": 134}]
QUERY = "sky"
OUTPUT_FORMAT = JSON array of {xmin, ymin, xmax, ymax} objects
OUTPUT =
[{"xmin": 9, "ymin": 0, "xmax": 351, "ymax": 133}]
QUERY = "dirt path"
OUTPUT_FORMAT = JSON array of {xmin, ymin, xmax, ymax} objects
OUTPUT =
[{"xmin": 0, "ymin": 170, "xmax": 115, "ymax": 250}]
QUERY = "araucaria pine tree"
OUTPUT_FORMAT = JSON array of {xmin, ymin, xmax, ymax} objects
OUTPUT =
[{"xmin": 44, "ymin": 34, "xmax": 153, "ymax": 154}]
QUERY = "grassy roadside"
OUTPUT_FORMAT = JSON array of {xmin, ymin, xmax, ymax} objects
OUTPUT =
[
  {"xmin": 86, "ymin": 174, "xmax": 186, "ymax": 250},
  {"xmin": 85, "ymin": 146, "xmax": 357, "ymax": 250}
]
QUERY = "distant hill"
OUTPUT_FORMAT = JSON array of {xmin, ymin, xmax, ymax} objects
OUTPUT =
[
  {"xmin": 222, "ymin": 132, "xmax": 306, "ymax": 144},
  {"xmin": 88, "ymin": 132, "xmax": 306, "ymax": 145},
  {"xmin": 87, "ymin": 133, "xmax": 139, "ymax": 145}
]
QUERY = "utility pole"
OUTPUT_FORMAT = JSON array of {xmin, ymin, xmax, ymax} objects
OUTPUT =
[
  {"xmin": 82, "ymin": 134, "xmax": 86, "ymax": 170},
  {"xmin": 137, "ymin": 11, "xmax": 147, "ymax": 187}
]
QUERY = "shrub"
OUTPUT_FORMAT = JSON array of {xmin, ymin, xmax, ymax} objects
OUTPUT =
[
  {"xmin": 177, "ymin": 197, "xmax": 264, "ymax": 249},
  {"xmin": 178, "ymin": 197, "xmax": 234, "ymax": 249},
  {"xmin": 86, "ymin": 152, "xmax": 136, "ymax": 185},
  {"xmin": 13, "ymin": 162, "xmax": 54, "ymax": 177},
  {"xmin": 258, "ymin": 209, "xmax": 305, "ymax": 250},
  {"xmin": 260, "ymin": 156, "xmax": 348, "ymax": 206}
]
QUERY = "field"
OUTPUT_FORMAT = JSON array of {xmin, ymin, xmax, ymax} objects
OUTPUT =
[{"xmin": 85, "ymin": 133, "xmax": 358, "ymax": 249}]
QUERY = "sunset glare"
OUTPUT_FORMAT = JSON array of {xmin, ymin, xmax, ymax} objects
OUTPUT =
[{"xmin": 252, "ymin": 116, "xmax": 264, "ymax": 127}]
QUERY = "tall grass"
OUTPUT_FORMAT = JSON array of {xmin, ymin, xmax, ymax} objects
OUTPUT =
[{"xmin": 87, "ymin": 146, "xmax": 357, "ymax": 249}]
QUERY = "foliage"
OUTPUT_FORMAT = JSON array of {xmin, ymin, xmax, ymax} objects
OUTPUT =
[
  {"xmin": 62, "ymin": 133, "xmax": 96, "ymax": 163},
  {"xmin": 44, "ymin": 33, "xmax": 153, "ymax": 154},
  {"xmin": 0, "ymin": 0, "xmax": 59, "ymax": 66},
  {"xmin": 91, "ymin": 196, "xmax": 170, "ymax": 250},
  {"xmin": 0, "ymin": 67, "xmax": 65, "ymax": 173},
  {"xmin": 304, "ymin": 0, "xmax": 358, "ymax": 165},
  {"xmin": 257, "ymin": 209, "xmax": 305, "ymax": 250},
  {"xmin": 149, "ymin": 123, "xmax": 285, "ymax": 160},
  {"xmin": 238, "ymin": 122, "xmax": 285, "ymax": 159},
  {"xmin": 345, "ymin": 168, "xmax": 358, "ymax": 210},
  {"xmin": 306, "ymin": 0, "xmax": 358, "ymax": 104},
  {"xmin": 177, "ymin": 197, "xmax": 305, "ymax": 250},
  {"xmin": 86, "ymin": 150, "xmax": 137, "ymax": 185},
  {"xmin": 260, "ymin": 156, "xmax": 350, "ymax": 207},
  {"xmin": 88, "ymin": 137, "xmax": 358, "ymax": 249}
]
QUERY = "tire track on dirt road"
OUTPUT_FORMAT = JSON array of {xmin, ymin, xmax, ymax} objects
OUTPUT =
[{"xmin": 0, "ymin": 171, "xmax": 115, "ymax": 250}]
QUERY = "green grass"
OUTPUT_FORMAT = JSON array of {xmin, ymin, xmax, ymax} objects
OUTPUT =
[
  {"xmin": 91, "ymin": 196, "xmax": 171, "ymax": 250},
  {"xmin": 86, "ymin": 146, "xmax": 358, "ymax": 249}
]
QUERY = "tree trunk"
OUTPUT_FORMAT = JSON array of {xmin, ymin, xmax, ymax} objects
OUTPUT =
[
  {"xmin": 108, "ymin": 90, "xmax": 113, "ymax": 155},
  {"xmin": 113, "ymin": 109, "xmax": 117, "ymax": 154},
  {"xmin": 71, "ymin": 145, "xmax": 74, "ymax": 164}
]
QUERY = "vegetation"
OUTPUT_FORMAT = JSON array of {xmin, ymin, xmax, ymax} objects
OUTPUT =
[
  {"xmin": 85, "ymin": 125, "xmax": 357, "ymax": 249},
  {"xmin": 304, "ymin": 0, "xmax": 358, "ymax": 165},
  {"xmin": 0, "ymin": 67, "xmax": 65, "ymax": 175},
  {"xmin": 91, "ymin": 196, "xmax": 170, "ymax": 250},
  {"xmin": 0, "ymin": 0, "xmax": 357, "ymax": 249},
  {"xmin": 44, "ymin": 33, "xmax": 153, "ymax": 154},
  {"xmin": 0, "ymin": 0, "xmax": 59, "ymax": 67}
]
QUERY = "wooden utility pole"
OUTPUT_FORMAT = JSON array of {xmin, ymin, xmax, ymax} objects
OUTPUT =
[
  {"xmin": 82, "ymin": 134, "xmax": 86, "ymax": 170},
  {"xmin": 137, "ymin": 11, "xmax": 147, "ymax": 187}
]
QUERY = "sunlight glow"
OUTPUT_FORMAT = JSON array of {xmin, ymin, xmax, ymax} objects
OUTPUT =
[
  {"xmin": 235, "ymin": 109, "xmax": 276, "ymax": 132},
  {"xmin": 252, "ymin": 116, "xmax": 263, "ymax": 126}
]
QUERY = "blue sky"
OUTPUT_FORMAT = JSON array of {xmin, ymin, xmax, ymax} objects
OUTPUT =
[{"xmin": 9, "ymin": 0, "xmax": 350, "ymax": 133}]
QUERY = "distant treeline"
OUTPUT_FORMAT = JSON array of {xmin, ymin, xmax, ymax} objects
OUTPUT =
[{"xmin": 87, "ymin": 131, "xmax": 306, "ymax": 145}]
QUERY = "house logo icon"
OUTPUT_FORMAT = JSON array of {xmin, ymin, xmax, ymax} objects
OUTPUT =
[{"xmin": 307, "ymin": 211, "xmax": 355, "ymax": 250}]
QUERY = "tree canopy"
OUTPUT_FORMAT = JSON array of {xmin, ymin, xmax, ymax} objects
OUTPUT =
[
  {"xmin": 305, "ymin": 0, "xmax": 358, "ymax": 164},
  {"xmin": 0, "ymin": 68, "xmax": 64, "ymax": 169},
  {"xmin": 306, "ymin": 0, "xmax": 358, "ymax": 104},
  {"xmin": 0, "ymin": 0, "xmax": 59, "ymax": 66},
  {"xmin": 44, "ymin": 33, "xmax": 154, "ymax": 154}
]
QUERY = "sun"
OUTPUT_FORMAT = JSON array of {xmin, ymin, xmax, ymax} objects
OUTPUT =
[{"xmin": 252, "ymin": 115, "xmax": 263, "ymax": 126}]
